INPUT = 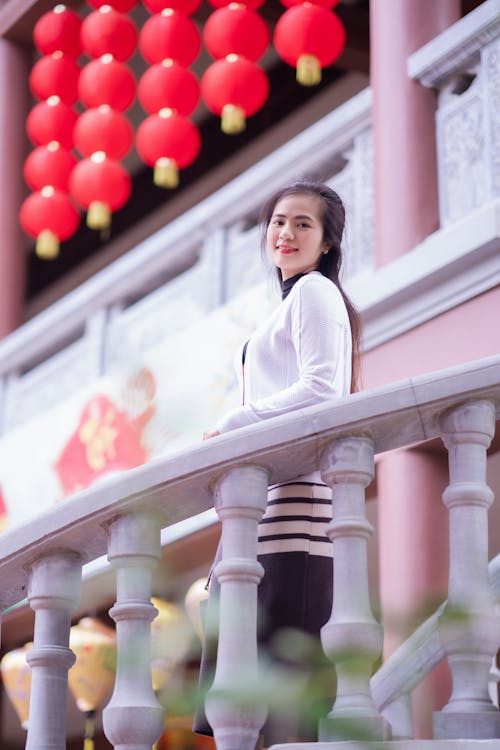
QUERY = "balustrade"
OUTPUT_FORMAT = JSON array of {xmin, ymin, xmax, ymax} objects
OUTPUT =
[
  {"xmin": 0, "ymin": 356, "xmax": 497, "ymax": 749},
  {"xmin": 318, "ymin": 436, "xmax": 389, "ymax": 741},
  {"xmin": 103, "ymin": 511, "xmax": 165, "ymax": 750},
  {"xmin": 434, "ymin": 399, "xmax": 500, "ymax": 739},
  {"xmin": 205, "ymin": 465, "xmax": 269, "ymax": 750},
  {"xmin": 25, "ymin": 550, "xmax": 82, "ymax": 750}
]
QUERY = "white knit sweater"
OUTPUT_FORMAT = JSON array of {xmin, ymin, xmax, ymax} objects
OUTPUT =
[{"xmin": 216, "ymin": 271, "xmax": 352, "ymax": 435}]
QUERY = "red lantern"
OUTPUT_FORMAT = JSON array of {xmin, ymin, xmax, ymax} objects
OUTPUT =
[
  {"xmin": 74, "ymin": 107, "xmax": 133, "ymax": 160},
  {"xmin": 24, "ymin": 144, "xmax": 77, "ymax": 192},
  {"xmin": 208, "ymin": 0, "xmax": 265, "ymax": 8},
  {"xmin": 136, "ymin": 112, "xmax": 201, "ymax": 188},
  {"xmin": 139, "ymin": 11, "xmax": 200, "ymax": 66},
  {"xmin": 143, "ymin": 0, "xmax": 201, "ymax": 13},
  {"xmin": 29, "ymin": 53, "xmax": 80, "ymax": 104},
  {"xmin": 87, "ymin": 0, "xmax": 137, "ymax": 9},
  {"xmin": 81, "ymin": 7, "xmax": 138, "ymax": 62},
  {"xmin": 70, "ymin": 155, "xmax": 132, "ymax": 229},
  {"xmin": 203, "ymin": 5, "xmax": 269, "ymax": 62},
  {"xmin": 281, "ymin": 0, "xmax": 340, "ymax": 6},
  {"xmin": 138, "ymin": 62, "xmax": 199, "ymax": 116},
  {"xmin": 79, "ymin": 56, "xmax": 136, "ymax": 111},
  {"xmin": 26, "ymin": 99, "xmax": 78, "ymax": 149},
  {"xmin": 33, "ymin": 7, "xmax": 82, "ymax": 58},
  {"xmin": 201, "ymin": 56, "xmax": 269, "ymax": 134},
  {"xmin": 20, "ymin": 187, "xmax": 80, "ymax": 259},
  {"xmin": 274, "ymin": 4, "xmax": 346, "ymax": 85}
]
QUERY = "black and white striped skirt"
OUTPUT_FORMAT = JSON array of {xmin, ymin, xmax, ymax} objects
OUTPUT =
[{"xmin": 194, "ymin": 481, "xmax": 335, "ymax": 744}]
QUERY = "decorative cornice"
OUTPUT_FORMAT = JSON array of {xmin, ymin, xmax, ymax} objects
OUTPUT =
[{"xmin": 408, "ymin": 0, "xmax": 500, "ymax": 88}]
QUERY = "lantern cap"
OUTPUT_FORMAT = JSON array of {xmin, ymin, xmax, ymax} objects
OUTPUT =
[
  {"xmin": 36, "ymin": 229, "xmax": 60, "ymax": 259},
  {"xmin": 154, "ymin": 158, "xmax": 179, "ymax": 188},
  {"xmin": 87, "ymin": 201, "xmax": 111, "ymax": 229},
  {"xmin": 221, "ymin": 104, "xmax": 245, "ymax": 134}
]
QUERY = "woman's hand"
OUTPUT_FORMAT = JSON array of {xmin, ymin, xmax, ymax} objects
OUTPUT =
[{"xmin": 203, "ymin": 428, "xmax": 220, "ymax": 440}]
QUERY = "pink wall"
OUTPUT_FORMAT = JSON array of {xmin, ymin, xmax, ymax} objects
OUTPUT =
[{"xmin": 362, "ymin": 286, "xmax": 500, "ymax": 390}]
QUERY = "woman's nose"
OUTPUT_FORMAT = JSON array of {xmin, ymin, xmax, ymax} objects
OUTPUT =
[{"xmin": 279, "ymin": 224, "xmax": 293, "ymax": 239}]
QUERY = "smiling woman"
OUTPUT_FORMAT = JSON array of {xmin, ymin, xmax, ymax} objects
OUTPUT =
[
  {"xmin": 195, "ymin": 180, "xmax": 362, "ymax": 746},
  {"xmin": 266, "ymin": 192, "xmax": 328, "ymax": 280}
]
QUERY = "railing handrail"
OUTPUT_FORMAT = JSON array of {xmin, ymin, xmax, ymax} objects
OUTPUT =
[
  {"xmin": 0, "ymin": 88, "xmax": 372, "ymax": 376},
  {"xmin": 0, "ymin": 352, "xmax": 498, "ymax": 613}
]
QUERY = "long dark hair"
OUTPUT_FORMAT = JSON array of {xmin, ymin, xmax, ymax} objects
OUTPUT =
[{"xmin": 260, "ymin": 180, "xmax": 362, "ymax": 392}]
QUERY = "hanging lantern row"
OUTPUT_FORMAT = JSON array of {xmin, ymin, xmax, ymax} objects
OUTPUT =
[
  {"xmin": 75, "ymin": 1, "xmax": 137, "ymax": 230},
  {"xmin": 21, "ymin": 0, "xmax": 346, "ymax": 258},
  {"xmin": 137, "ymin": 4, "xmax": 202, "ymax": 187},
  {"xmin": 21, "ymin": 5, "xmax": 83, "ymax": 258},
  {"xmin": 201, "ymin": 2, "xmax": 270, "ymax": 134}
]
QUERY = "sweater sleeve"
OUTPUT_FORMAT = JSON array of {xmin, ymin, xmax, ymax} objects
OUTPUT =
[{"xmin": 215, "ymin": 278, "xmax": 350, "ymax": 433}]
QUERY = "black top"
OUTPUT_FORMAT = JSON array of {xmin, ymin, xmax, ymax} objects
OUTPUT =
[{"xmin": 281, "ymin": 272, "xmax": 307, "ymax": 300}]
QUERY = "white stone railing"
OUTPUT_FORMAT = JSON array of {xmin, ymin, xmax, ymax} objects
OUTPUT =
[
  {"xmin": 0, "ymin": 88, "xmax": 372, "ymax": 433},
  {"xmin": 408, "ymin": 0, "xmax": 500, "ymax": 228},
  {"xmin": 371, "ymin": 553, "xmax": 500, "ymax": 740},
  {"xmin": 0, "ymin": 354, "xmax": 499, "ymax": 749}
]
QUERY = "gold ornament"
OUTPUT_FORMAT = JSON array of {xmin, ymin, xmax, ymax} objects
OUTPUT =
[
  {"xmin": 184, "ymin": 578, "xmax": 209, "ymax": 643},
  {"xmin": 151, "ymin": 598, "xmax": 193, "ymax": 693},
  {"xmin": 0, "ymin": 642, "xmax": 32, "ymax": 729},
  {"xmin": 69, "ymin": 617, "xmax": 117, "ymax": 750}
]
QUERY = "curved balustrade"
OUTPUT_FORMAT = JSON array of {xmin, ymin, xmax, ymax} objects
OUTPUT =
[{"xmin": 0, "ymin": 354, "xmax": 498, "ymax": 749}]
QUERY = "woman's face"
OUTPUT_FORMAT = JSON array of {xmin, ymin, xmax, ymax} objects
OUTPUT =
[{"xmin": 266, "ymin": 192, "xmax": 327, "ymax": 281}]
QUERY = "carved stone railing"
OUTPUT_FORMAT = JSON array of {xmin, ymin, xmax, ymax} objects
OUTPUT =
[
  {"xmin": 0, "ymin": 87, "xmax": 372, "ymax": 434},
  {"xmin": 408, "ymin": 0, "xmax": 500, "ymax": 227},
  {"xmin": 0, "ymin": 354, "xmax": 499, "ymax": 750},
  {"xmin": 371, "ymin": 554, "xmax": 500, "ymax": 741}
]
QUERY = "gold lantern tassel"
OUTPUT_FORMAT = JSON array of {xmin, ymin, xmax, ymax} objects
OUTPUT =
[
  {"xmin": 36, "ymin": 229, "xmax": 60, "ymax": 260},
  {"xmin": 83, "ymin": 710, "xmax": 95, "ymax": 750},
  {"xmin": 87, "ymin": 201, "xmax": 111, "ymax": 231},
  {"xmin": 154, "ymin": 158, "xmax": 179, "ymax": 189},
  {"xmin": 221, "ymin": 104, "xmax": 246, "ymax": 135},
  {"xmin": 296, "ymin": 54, "xmax": 321, "ymax": 86}
]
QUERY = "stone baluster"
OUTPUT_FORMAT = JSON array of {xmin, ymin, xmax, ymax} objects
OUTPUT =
[
  {"xmin": 319, "ymin": 436, "xmax": 389, "ymax": 740},
  {"xmin": 205, "ymin": 465, "xmax": 268, "ymax": 750},
  {"xmin": 434, "ymin": 399, "xmax": 500, "ymax": 739},
  {"xmin": 25, "ymin": 550, "xmax": 82, "ymax": 750},
  {"xmin": 103, "ymin": 511, "xmax": 165, "ymax": 750}
]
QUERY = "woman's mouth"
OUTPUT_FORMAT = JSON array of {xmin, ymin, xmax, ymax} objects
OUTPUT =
[{"xmin": 277, "ymin": 244, "xmax": 296, "ymax": 255}]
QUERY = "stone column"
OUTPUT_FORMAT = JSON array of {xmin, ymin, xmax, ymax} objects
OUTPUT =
[
  {"xmin": 0, "ymin": 38, "xmax": 30, "ymax": 337},
  {"xmin": 25, "ymin": 551, "xmax": 82, "ymax": 750},
  {"xmin": 103, "ymin": 511, "xmax": 165, "ymax": 750},
  {"xmin": 370, "ymin": 0, "xmax": 460, "ymax": 265},
  {"xmin": 370, "ymin": 3, "xmax": 461, "ymax": 724},
  {"xmin": 205, "ymin": 465, "xmax": 269, "ymax": 750},
  {"xmin": 434, "ymin": 399, "xmax": 500, "ymax": 739},
  {"xmin": 319, "ymin": 436, "xmax": 389, "ymax": 741}
]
